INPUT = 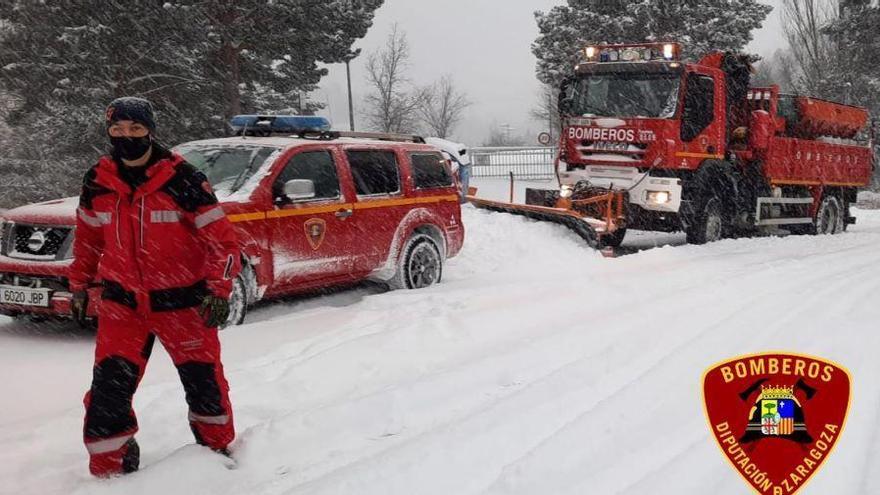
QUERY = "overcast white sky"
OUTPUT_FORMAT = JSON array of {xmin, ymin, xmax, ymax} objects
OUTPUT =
[{"xmin": 317, "ymin": 0, "xmax": 786, "ymax": 145}]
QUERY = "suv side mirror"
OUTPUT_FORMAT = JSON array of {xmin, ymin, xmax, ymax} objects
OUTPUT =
[{"xmin": 283, "ymin": 179, "xmax": 315, "ymax": 201}]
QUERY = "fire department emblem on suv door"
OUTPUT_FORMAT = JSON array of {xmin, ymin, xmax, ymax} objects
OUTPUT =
[{"xmin": 304, "ymin": 218, "xmax": 326, "ymax": 250}]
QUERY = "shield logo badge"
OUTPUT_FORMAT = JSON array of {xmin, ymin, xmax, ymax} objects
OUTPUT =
[
  {"xmin": 304, "ymin": 218, "xmax": 326, "ymax": 250},
  {"xmin": 703, "ymin": 353, "xmax": 851, "ymax": 494}
]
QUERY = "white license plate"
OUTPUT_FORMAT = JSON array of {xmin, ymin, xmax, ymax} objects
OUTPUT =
[{"xmin": 0, "ymin": 286, "xmax": 51, "ymax": 307}]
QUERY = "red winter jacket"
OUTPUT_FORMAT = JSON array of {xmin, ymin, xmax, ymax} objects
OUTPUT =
[{"xmin": 69, "ymin": 148, "xmax": 241, "ymax": 313}]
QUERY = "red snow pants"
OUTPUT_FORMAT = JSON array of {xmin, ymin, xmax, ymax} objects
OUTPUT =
[{"xmin": 83, "ymin": 300, "xmax": 234, "ymax": 477}]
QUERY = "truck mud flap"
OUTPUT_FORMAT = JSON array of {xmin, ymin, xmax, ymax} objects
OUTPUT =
[{"xmin": 467, "ymin": 196, "xmax": 601, "ymax": 249}]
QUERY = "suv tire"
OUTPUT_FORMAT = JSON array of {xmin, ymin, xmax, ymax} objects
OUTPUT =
[
  {"xmin": 222, "ymin": 264, "xmax": 252, "ymax": 328},
  {"xmin": 388, "ymin": 233, "xmax": 443, "ymax": 290}
]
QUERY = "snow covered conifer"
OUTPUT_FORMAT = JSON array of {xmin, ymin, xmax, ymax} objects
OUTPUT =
[
  {"xmin": 821, "ymin": 3, "xmax": 880, "ymax": 114},
  {"xmin": 0, "ymin": 1, "xmax": 383, "ymax": 162},
  {"xmin": 532, "ymin": 0, "xmax": 773, "ymax": 85}
]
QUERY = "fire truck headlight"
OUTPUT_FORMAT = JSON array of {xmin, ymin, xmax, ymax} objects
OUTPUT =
[
  {"xmin": 560, "ymin": 185, "xmax": 574, "ymax": 199},
  {"xmin": 647, "ymin": 191, "xmax": 671, "ymax": 204}
]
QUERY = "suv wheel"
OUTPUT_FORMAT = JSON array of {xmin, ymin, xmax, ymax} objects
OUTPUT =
[
  {"xmin": 222, "ymin": 265, "xmax": 252, "ymax": 328},
  {"xmin": 389, "ymin": 234, "xmax": 443, "ymax": 290}
]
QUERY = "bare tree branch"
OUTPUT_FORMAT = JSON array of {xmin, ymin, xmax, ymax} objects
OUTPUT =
[
  {"xmin": 529, "ymin": 83, "xmax": 561, "ymax": 142},
  {"xmin": 363, "ymin": 24, "xmax": 422, "ymax": 133},
  {"xmin": 417, "ymin": 75, "xmax": 470, "ymax": 138},
  {"xmin": 781, "ymin": 0, "xmax": 839, "ymax": 96}
]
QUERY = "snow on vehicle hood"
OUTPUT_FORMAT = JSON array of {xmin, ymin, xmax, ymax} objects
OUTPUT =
[{"xmin": 1, "ymin": 196, "xmax": 78, "ymax": 226}]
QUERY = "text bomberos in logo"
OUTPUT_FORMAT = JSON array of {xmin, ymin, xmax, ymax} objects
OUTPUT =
[{"xmin": 702, "ymin": 353, "xmax": 851, "ymax": 494}]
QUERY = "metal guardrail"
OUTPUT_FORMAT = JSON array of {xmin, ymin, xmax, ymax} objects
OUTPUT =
[{"xmin": 470, "ymin": 146, "xmax": 557, "ymax": 180}]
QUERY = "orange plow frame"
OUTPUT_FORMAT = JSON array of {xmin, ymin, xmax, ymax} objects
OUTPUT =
[{"xmin": 466, "ymin": 187, "xmax": 627, "ymax": 250}]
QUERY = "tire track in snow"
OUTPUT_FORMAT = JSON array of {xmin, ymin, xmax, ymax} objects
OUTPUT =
[{"xmin": 258, "ymin": 250, "xmax": 820, "ymax": 494}]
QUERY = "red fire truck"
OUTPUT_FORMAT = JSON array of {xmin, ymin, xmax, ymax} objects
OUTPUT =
[
  {"xmin": 0, "ymin": 125, "xmax": 464, "ymax": 325},
  {"xmin": 470, "ymin": 42, "xmax": 876, "ymax": 249}
]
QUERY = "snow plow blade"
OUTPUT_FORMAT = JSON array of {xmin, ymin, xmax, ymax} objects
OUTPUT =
[{"xmin": 467, "ymin": 195, "xmax": 602, "ymax": 249}]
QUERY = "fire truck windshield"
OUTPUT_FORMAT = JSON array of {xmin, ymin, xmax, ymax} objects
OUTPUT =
[{"xmin": 565, "ymin": 73, "xmax": 681, "ymax": 119}]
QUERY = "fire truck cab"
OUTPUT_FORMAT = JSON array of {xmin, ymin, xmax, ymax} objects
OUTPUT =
[{"xmin": 0, "ymin": 120, "xmax": 464, "ymax": 325}]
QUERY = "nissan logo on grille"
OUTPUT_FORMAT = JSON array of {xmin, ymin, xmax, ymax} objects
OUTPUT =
[
  {"xmin": 8, "ymin": 225, "xmax": 71, "ymax": 260},
  {"xmin": 27, "ymin": 231, "xmax": 47, "ymax": 252}
]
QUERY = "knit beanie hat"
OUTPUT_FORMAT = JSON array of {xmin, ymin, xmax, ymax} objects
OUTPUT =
[{"xmin": 105, "ymin": 97, "xmax": 156, "ymax": 132}]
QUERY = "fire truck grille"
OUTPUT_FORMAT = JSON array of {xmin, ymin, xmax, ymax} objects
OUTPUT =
[{"xmin": 7, "ymin": 224, "xmax": 73, "ymax": 261}]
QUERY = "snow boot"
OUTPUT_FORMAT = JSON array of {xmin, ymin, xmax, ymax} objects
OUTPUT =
[{"xmin": 89, "ymin": 438, "xmax": 140, "ymax": 477}]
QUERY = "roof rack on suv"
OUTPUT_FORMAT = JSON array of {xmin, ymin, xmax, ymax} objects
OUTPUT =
[
  {"xmin": 332, "ymin": 131, "xmax": 425, "ymax": 144},
  {"xmin": 283, "ymin": 129, "xmax": 425, "ymax": 144}
]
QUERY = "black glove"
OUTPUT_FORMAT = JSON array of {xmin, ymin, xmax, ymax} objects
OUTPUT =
[
  {"xmin": 200, "ymin": 294, "xmax": 230, "ymax": 328},
  {"xmin": 71, "ymin": 291, "xmax": 89, "ymax": 327}
]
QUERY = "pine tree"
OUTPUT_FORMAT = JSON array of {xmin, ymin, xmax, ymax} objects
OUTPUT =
[
  {"xmin": 822, "ymin": 2, "xmax": 880, "ymax": 188},
  {"xmin": 0, "ymin": 0, "xmax": 383, "ymax": 161},
  {"xmin": 532, "ymin": 0, "xmax": 773, "ymax": 85},
  {"xmin": 822, "ymin": 3, "xmax": 880, "ymax": 113}
]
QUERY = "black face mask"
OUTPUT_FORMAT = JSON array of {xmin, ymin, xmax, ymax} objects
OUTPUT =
[{"xmin": 111, "ymin": 135, "xmax": 152, "ymax": 161}]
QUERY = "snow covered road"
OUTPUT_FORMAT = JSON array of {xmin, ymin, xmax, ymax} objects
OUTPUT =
[{"xmin": 2, "ymin": 180, "xmax": 879, "ymax": 494}]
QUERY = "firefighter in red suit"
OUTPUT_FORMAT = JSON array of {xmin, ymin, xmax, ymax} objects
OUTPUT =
[{"xmin": 68, "ymin": 97, "xmax": 241, "ymax": 477}]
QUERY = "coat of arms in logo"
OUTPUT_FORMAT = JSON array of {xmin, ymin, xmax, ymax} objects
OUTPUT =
[
  {"xmin": 304, "ymin": 218, "xmax": 326, "ymax": 250},
  {"xmin": 703, "ymin": 353, "xmax": 850, "ymax": 494}
]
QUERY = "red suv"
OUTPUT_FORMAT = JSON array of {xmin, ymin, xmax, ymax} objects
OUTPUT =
[{"xmin": 0, "ymin": 129, "xmax": 464, "ymax": 325}]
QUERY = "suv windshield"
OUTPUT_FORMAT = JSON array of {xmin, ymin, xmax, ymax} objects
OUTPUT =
[
  {"xmin": 175, "ymin": 144, "xmax": 277, "ymax": 196},
  {"xmin": 566, "ymin": 73, "xmax": 681, "ymax": 119}
]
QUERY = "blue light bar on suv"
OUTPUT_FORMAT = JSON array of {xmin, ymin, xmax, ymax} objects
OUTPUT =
[{"xmin": 230, "ymin": 115, "xmax": 332, "ymax": 135}]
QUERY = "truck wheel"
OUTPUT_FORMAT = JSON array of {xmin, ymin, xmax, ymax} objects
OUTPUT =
[
  {"xmin": 841, "ymin": 199, "xmax": 851, "ymax": 232},
  {"xmin": 686, "ymin": 196, "xmax": 724, "ymax": 245},
  {"xmin": 599, "ymin": 228, "xmax": 627, "ymax": 248},
  {"xmin": 815, "ymin": 195, "xmax": 844, "ymax": 235},
  {"xmin": 221, "ymin": 266, "xmax": 252, "ymax": 329},
  {"xmin": 388, "ymin": 234, "xmax": 443, "ymax": 290}
]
